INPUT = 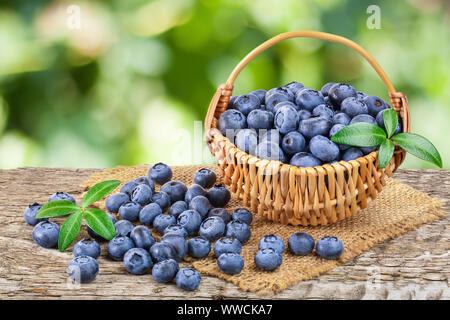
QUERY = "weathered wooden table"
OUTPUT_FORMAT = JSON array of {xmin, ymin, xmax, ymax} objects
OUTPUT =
[{"xmin": 0, "ymin": 167, "xmax": 448, "ymax": 300}]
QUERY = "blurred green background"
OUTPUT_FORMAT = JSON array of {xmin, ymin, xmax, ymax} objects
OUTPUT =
[{"xmin": 0, "ymin": 0, "xmax": 448, "ymax": 169}]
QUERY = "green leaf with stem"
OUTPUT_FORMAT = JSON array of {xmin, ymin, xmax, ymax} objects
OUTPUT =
[
  {"xmin": 383, "ymin": 109, "xmax": 399, "ymax": 138},
  {"xmin": 377, "ymin": 139, "xmax": 395, "ymax": 168},
  {"xmin": 36, "ymin": 200, "xmax": 80, "ymax": 219},
  {"xmin": 331, "ymin": 122, "xmax": 386, "ymax": 147},
  {"xmin": 84, "ymin": 208, "xmax": 116, "ymax": 240},
  {"xmin": 58, "ymin": 211, "xmax": 82, "ymax": 252},
  {"xmin": 82, "ymin": 180, "xmax": 120, "ymax": 209},
  {"xmin": 392, "ymin": 133, "xmax": 442, "ymax": 168}
]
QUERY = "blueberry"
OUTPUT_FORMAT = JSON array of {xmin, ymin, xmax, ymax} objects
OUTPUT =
[
  {"xmin": 350, "ymin": 114, "xmax": 377, "ymax": 125},
  {"xmin": 88, "ymin": 213, "xmax": 116, "ymax": 241},
  {"xmin": 185, "ymin": 184, "xmax": 207, "ymax": 203},
  {"xmin": 49, "ymin": 192, "xmax": 75, "ymax": 203},
  {"xmin": 153, "ymin": 214, "xmax": 177, "ymax": 234},
  {"xmin": 206, "ymin": 184, "xmax": 231, "ymax": 208},
  {"xmin": 265, "ymin": 88, "xmax": 294, "ymax": 113},
  {"xmin": 199, "ymin": 217, "xmax": 226, "ymax": 241},
  {"xmin": 193, "ymin": 168, "xmax": 217, "ymax": 189},
  {"xmin": 130, "ymin": 225, "xmax": 155, "ymax": 250},
  {"xmin": 123, "ymin": 248, "xmax": 153, "ymax": 275},
  {"xmin": 231, "ymin": 208, "xmax": 253, "ymax": 225},
  {"xmin": 329, "ymin": 124, "xmax": 350, "ymax": 151},
  {"xmin": 341, "ymin": 97, "xmax": 369, "ymax": 117},
  {"xmin": 114, "ymin": 219, "xmax": 134, "ymax": 237},
  {"xmin": 283, "ymin": 81, "xmax": 304, "ymax": 95},
  {"xmin": 160, "ymin": 181, "xmax": 188, "ymax": 204},
  {"xmin": 177, "ymin": 210, "xmax": 202, "ymax": 236},
  {"xmin": 342, "ymin": 147, "xmax": 364, "ymax": 161},
  {"xmin": 332, "ymin": 112, "xmax": 351, "ymax": 126},
  {"xmin": 168, "ymin": 201, "xmax": 188, "ymax": 219},
  {"xmin": 254, "ymin": 248, "xmax": 282, "ymax": 271},
  {"xmin": 295, "ymin": 88, "xmax": 325, "ymax": 111},
  {"xmin": 309, "ymin": 135, "xmax": 340, "ymax": 162},
  {"xmin": 73, "ymin": 238, "xmax": 101, "ymax": 259},
  {"xmin": 247, "ymin": 109, "xmax": 274, "ymax": 131},
  {"xmin": 105, "ymin": 193, "xmax": 130, "ymax": 213},
  {"xmin": 189, "ymin": 195, "xmax": 211, "ymax": 219},
  {"xmin": 148, "ymin": 162, "xmax": 173, "ymax": 185},
  {"xmin": 288, "ymin": 232, "xmax": 315, "ymax": 255},
  {"xmin": 297, "ymin": 109, "xmax": 312, "ymax": 120},
  {"xmin": 299, "ymin": 116, "xmax": 332, "ymax": 138},
  {"xmin": 316, "ymin": 236, "xmax": 344, "ymax": 260},
  {"xmin": 160, "ymin": 233, "xmax": 188, "ymax": 261},
  {"xmin": 376, "ymin": 109, "xmax": 401, "ymax": 134},
  {"xmin": 312, "ymin": 104, "xmax": 334, "ymax": 121},
  {"xmin": 152, "ymin": 191, "xmax": 171, "ymax": 211},
  {"xmin": 259, "ymin": 129, "xmax": 281, "ymax": 144},
  {"xmin": 187, "ymin": 236, "xmax": 211, "ymax": 258},
  {"xmin": 164, "ymin": 224, "xmax": 188, "ymax": 239},
  {"xmin": 24, "ymin": 202, "xmax": 46, "ymax": 226},
  {"xmin": 363, "ymin": 96, "xmax": 389, "ymax": 117},
  {"xmin": 320, "ymin": 82, "xmax": 337, "ymax": 96},
  {"xmin": 176, "ymin": 268, "xmax": 201, "ymax": 291},
  {"xmin": 134, "ymin": 176, "xmax": 155, "ymax": 192},
  {"xmin": 120, "ymin": 181, "xmax": 139, "ymax": 196},
  {"xmin": 281, "ymin": 131, "xmax": 306, "ymax": 156},
  {"xmin": 361, "ymin": 146, "xmax": 379, "ymax": 155},
  {"xmin": 328, "ymin": 83, "xmax": 357, "ymax": 107},
  {"xmin": 213, "ymin": 237, "xmax": 242, "ymax": 257},
  {"xmin": 108, "ymin": 236, "xmax": 135, "ymax": 261},
  {"xmin": 218, "ymin": 253, "xmax": 244, "ymax": 275},
  {"xmin": 290, "ymin": 152, "xmax": 322, "ymax": 168},
  {"xmin": 228, "ymin": 95, "xmax": 238, "ymax": 108},
  {"xmin": 234, "ymin": 94, "xmax": 260, "ymax": 116},
  {"xmin": 118, "ymin": 201, "xmax": 142, "ymax": 222},
  {"xmin": 258, "ymin": 234, "xmax": 285, "ymax": 253},
  {"xmin": 32, "ymin": 221, "xmax": 59, "ymax": 248},
  {"xmin": 149, "ymin": 242, "xmax": 176, "ymax": 262},
  {"xmin": 273, "ymin": 101, "xmax": 299, "ymax": 113},
  {"xmin": 225, "ymin": 220, "xmax": 251, "ymax": 244},
  {"xmin": 235, "ymin": 129, "xmax": 258, "ymax": 155},
  {"xmin": 152, "ymin": 259, "xmax": 179, "ymax": 283},
  {"xmin": 255, "ymin": 140, "xmax": 286, "ymax": 163},
  {"xmin": 218, "ymin": 109, "xmax": 247, "ymax": 136},
  {"xmin": 67, "ymin": 256, "xmax": 99, "ymax": 283},
  {"xmin": 250, "ymin": 89, "xmax": 267, "ymax": 104},
  {"xmin": 139, "ymin": 203, "xmax": 162, "ymax": 225},
  {"xmin": 274, "ymin": 105, "xmax": 299, "ymax": 134},
  {"xmin": 131, "ymin": 184, "xmax": 153, "ymax": 206},
  {"xmin": 207, "ymin": 208, "xmax": 231, "ymax": 224}
]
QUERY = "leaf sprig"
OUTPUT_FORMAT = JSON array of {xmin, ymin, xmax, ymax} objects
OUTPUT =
[
  {"xmin": 331, "ymin": 109, "xmax": 442, "ymax": 169},
  {"xmin": 36, "ymin": 180, "xmax": 120, "ymax": 252}
]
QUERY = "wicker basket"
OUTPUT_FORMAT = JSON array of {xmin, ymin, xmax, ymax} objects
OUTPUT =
[{"xmin": 205, "ymin": 31, "xmax": 411, "ymax": 227}]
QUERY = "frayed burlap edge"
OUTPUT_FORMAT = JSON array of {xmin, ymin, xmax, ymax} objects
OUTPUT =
[{"xmin": 81, "ymin": 164, "xmax": 447, "ymax": 295}]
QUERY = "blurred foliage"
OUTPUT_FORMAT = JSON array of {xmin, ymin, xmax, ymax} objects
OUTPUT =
[{"xmin": 0, "ymin": 0, "xmax": 449, "ymax": 169}]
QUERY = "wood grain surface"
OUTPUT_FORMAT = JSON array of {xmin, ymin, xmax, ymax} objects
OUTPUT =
[{"xmin": 0, "ymin": 167, "xmax": 448, "ymax": 300}]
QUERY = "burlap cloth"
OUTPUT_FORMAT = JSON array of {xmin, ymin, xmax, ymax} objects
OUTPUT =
[{"xmin": 81, "ymin": 164, "xmax": 446, "ymax": 295}]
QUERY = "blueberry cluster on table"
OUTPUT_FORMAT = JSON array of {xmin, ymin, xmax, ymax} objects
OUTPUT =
[
  {"xmin": 218, "ymin": 81, "xmax": 402, "ymax": 166},
  {"xmin": 24, "ymin": 163, "xmax": 344, "ymax": 291}
]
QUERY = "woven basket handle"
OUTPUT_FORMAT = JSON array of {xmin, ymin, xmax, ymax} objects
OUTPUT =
[{"xmin": 205, "ymin": 30, "xmax": 410, "ymax": 133}]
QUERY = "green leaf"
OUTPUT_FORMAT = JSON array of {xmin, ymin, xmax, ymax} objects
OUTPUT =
[
  {"xmin": 36, "ymin": 200, "xmax": 80, "ymax": 218},
  {"xmin": 82, "ymin": 180, "xmax": 120, "ymax": 209},
  {"xmin": 58, "ymin": 211, "xmax": 82, "ymax": 252},
  {"xmin": 377, "ymin": 139, "xmax": 395, "ymax": 168},
  {"xmin": 84, "ymin": 208, "xmax": 116, "ymax": 240},
  {"xmin": 383, "ymin": 109, "xmax": 398, "ymax": 138},
  {"xmin": 392, "ymin": 133, "xmax": 443, "ymax": 168},
  {"xmin": 330, "ymin": 122, "xmax": 386, "ymax": 147}
]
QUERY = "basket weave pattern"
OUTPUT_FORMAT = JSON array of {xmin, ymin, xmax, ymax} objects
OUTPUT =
[{"xmin": 205, "ymin": 31, "xmax": 411, "ymax": 227}]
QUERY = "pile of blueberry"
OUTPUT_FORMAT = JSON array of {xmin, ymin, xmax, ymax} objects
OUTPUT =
[
  {"xmin": 24, "ymin": 162, "xmax": 345, "ymax": 290},
  {"xmin": 219, "ymin": 82, "xmax": 401, "ymax": 166}
]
